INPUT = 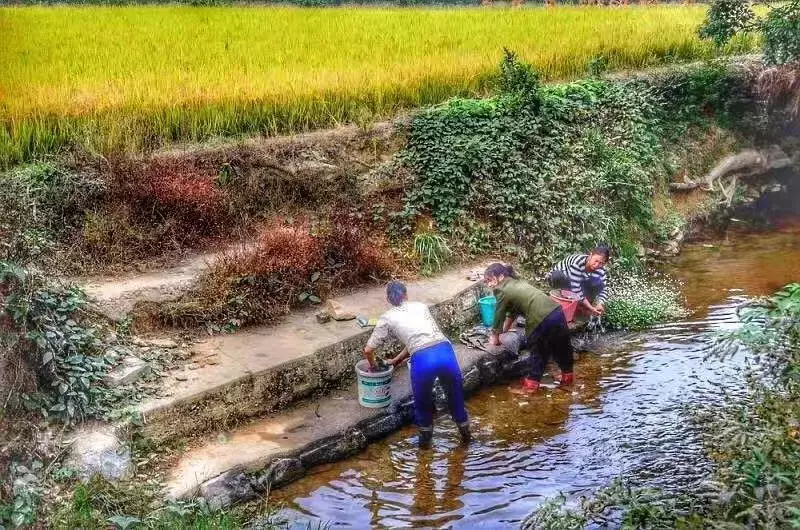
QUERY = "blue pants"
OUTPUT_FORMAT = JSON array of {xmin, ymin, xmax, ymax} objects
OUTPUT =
[{"xmin": 409, "ymin": 341, "xmax": 469, "ymax": 430}]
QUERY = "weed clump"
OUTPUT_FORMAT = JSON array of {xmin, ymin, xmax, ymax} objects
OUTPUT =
[
  {"xmin": 154, "ymin": 217, "xmax": 395, "ymax": 331},
  {"xmin": 0, "ymin": 162, "xmax": 105, "ymax": 265},
  {"xmin": 115, "ymin": 157, "xmax": 229, "ymax": 238},
  {"xmin": 603, "ymin": 272, "xmax": 689, "ymax": 330}
]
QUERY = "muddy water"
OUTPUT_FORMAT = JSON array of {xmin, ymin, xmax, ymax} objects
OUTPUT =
[{"xmin": 272, "ymin": 222, "xmax": 800, "ymax": 529}]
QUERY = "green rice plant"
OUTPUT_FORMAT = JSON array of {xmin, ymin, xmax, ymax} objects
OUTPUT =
[
  {"xmin": 413, "ymin": 232, "xmax": 452, "ymax": 275},
  {"xmin": 0, "ymin": 5, "xmax": 758, "ymax": 166}
]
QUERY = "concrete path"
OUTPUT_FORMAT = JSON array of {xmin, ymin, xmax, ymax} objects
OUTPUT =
[
  {"xmin": 164, "ymin": 339, "xmax": 521, "ymax": 502},
  {"xmin": 80, "ymin": 250, "xmax": 223, "ymax": 321},
  {"xmin": 134, "ymin": 266, "xmax": 486, "ymax": 443}
]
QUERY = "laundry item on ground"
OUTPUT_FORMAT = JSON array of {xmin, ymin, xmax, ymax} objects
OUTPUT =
[
  {"xmin": 356, "ymin": 316, "xmax": 379, "ymax": 328},
  {"xmin": 585, "ymin": 314, "xmax": 604, "ymax": 333},
  {"xmin": 459, "ymin": 325, "xmax": 492, "ymax": 351},
  {"xmin": 459, "ymin": 324, "xmax": 524, "ymax": 355}
]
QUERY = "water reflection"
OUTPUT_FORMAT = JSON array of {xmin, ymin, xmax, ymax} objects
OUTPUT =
[{"xmin": 272, "ymin": 223, "xmax": 800, "ymax": 529}]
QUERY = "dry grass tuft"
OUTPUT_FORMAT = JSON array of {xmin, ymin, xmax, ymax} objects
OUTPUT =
[
  {"xmin": 147, "ymin": 216, "xmax": 395, "ymax": 331},
  {"xmin": 757, "ymin": 65, "xmax": 800, "ymax": 118}
]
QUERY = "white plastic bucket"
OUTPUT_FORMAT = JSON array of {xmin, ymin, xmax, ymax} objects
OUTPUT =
[{"xmin": 355, "ymin": 359, "xmax": 394, "ymax": 408}]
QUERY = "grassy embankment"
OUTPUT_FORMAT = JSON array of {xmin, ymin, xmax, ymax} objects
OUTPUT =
[{"xmin": 0, "ymin": 5, "xmax": 757, "ymax": 166}]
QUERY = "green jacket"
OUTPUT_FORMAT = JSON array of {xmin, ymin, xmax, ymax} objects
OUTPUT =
[{"xmin": 492, "ymin": 277, "xmax": 559, "ymax": 335}]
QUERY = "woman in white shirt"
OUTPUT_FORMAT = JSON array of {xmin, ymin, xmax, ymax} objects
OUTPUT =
[{"xmin": 364, "ymin": 281, "xmax": 470, "ymax": 449}]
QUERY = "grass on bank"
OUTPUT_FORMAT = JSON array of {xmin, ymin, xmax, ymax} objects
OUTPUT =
[{"xmin": 0, "ymin": 5, "xmax": 757, "ymax": 166}]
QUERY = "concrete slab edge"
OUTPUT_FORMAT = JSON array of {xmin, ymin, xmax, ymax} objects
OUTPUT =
[
  {"xmin": 137, "ymin": 282, "xmax": 485, "ymax": 444},
  {"xmin": 188, "ymin": 347, "xmax": 532, "ymax": 506}
]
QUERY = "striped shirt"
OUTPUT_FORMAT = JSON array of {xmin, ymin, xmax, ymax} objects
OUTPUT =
[{"xmin": 552, "ymin": 254, "xmax": 608, "ymax": 303}]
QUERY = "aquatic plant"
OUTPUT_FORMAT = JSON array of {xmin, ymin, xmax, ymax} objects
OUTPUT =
[
  {"xmin": 521, "ymin": 479, "xmax": 691, "ymax": 530},
  {"xmin": 700, "ymin": 283, "xmax": 800, "ymax": 527},
  {"xmin": 603, "ymin": 272, "xmax": 689, "ymax": 330}
]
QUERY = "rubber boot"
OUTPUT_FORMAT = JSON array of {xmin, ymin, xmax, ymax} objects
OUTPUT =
[
  {"xmin": 559, "ymin": 372, "xmax": 574, "ymax": 387},
  {"xmin": 511, "ymin": 377, "xmax": 540, "ymax": 395},
  {"xmin": 418, "ymin": 428, "xmax": 433, "ymax": 449},
  {"xmin": 458, "ymin": 423, "xmax": 472, "ymax": 444}
]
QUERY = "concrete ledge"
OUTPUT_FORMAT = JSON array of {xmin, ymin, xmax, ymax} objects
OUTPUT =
[
  {"xmin": 164, "ymin": 338, "xmax": 532, "ymax": 502},
  {"xmin": 135, "ymin": 268, "xmax": 484, "ymax": 444}
]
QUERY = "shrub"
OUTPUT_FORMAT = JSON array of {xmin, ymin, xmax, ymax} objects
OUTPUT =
[
  {"xmin": 701, "ymin": 0, "xmax": 800, "ymax": 66},
  {"xmin": 322, "ymin": 214, "xmax": 396, "ymax": 287},
  {"xmin": 399, "ymin": 53, "xmax": 701, "ymax": 271},
  {"xmin": 0, "ymin": 262, "xmax": 115, "ymax": 424},
  {"xmin": 0, "ymin": 162, "xmax": 105, "ymax": 264},
  {"xmin": 119, "ymin": 157, "xmax": 228, "ymax": 234},
  {"xmin": 156, "ymin": 217, "xmax": 394, "ymax": 331}
]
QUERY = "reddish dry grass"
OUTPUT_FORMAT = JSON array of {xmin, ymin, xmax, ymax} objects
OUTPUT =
[
  {"xmin": 75, "ymin": 157, "xmax": 235, "ymax": 270},
  {"xmin": 126, "ymin": 158, "xmax": 228, "ymax": 230},
  {"xmin": 150, "ymin": 217, "xmax": 395, "ymax": 330}
]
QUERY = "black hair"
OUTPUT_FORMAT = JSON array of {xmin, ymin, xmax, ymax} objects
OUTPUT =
[
  {"xmin": 386, "ymin": 280, "xmax": 407, "ymax": 306},
  {"xmin": 484, "ymin": 262, "xmax": 517, "ymax": 280},
  {"xmin": 590, "ymin": 243, "xmax": 611, "ymax": 261}
]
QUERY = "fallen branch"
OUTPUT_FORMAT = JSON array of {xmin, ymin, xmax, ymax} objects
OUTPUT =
[{"xmin": 669, "ymin": 181, "xmax": 700, "ymax": 191}]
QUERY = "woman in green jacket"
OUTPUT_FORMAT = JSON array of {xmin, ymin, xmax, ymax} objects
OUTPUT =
[{"xmin": 484, "ymin": 263, "xmax": 574, "ymax": 393}]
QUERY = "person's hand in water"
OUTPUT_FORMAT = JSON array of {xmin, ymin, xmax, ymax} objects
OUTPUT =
[
  {"xmin": 594, "ymin": 302, "xmax": 605, "ymax": 315},
  {"xmin": 582, "ymin": 298, "xmax": 601, "ymax": 316}
]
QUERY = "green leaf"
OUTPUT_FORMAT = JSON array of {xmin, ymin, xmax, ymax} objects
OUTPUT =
[
  {"xmin": 298, "ymin": 292, "xmax": 310, "ymax": 302},
  {"xmin": 40, "ymin": 350, "xmax": 54, "ymax": 365},
  {"xmin": 107, "ymin": 515, "xmax": 142, "ymax": 530},
  {"xmin": 311, "ymin": 271, "xmax": 321, "ymax": 283},
  {"xmin": 308, "ymin": 295, "xmax": 322, "ymax": 304}
]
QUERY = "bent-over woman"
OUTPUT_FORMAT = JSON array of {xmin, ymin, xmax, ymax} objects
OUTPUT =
[
  {"xmin": 484, "ymin": 263, "xmax": 574, "ymax": 393},
  {"xmin": 363, "ymin": 281, "xmax": 471, "ymax": 448}
]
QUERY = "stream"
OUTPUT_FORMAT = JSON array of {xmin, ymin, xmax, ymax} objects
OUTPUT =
[{"xmin": 271, "ymin": 220, "xmax": 800, "ymax": 529}]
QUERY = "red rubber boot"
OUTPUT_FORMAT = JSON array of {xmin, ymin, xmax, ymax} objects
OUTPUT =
[
  {"xmin": 512, "ymin": 377, "xmax": 540, "ymax": 394},
  {"xmin": 559, "ymin": 372, "xmax": 574, "ymax": 387}
]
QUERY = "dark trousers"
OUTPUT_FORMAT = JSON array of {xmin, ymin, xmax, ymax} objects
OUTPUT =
[
  {"xmin": 410, "ymin": 341, "xmax": 469, "ymax": 430},
  {"xmin": 525, "ymin": 307, "xmax": 574, "ymax": 381},
  {"xmin": 548, "ymin": 269, "xmax": 605, "ymax": 304}
]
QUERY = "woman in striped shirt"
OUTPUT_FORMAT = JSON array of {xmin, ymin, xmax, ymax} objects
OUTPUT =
[{"xmin": 548, "ymin": 244, "xmax": 610, "ymax": 317}]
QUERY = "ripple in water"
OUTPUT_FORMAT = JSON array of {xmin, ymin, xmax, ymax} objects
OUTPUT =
[{"xmin": 271, "ymin": 224, "xmax": 800, "ymax": 529}]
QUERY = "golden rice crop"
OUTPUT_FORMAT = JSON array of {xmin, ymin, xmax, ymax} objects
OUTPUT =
[{"xmin": 0, "ymin": 5, "xmax": 756, "ymax": 166}]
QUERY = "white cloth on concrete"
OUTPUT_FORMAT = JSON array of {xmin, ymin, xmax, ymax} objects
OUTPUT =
[{"xmin": 366, "ymin": 301, "xmax": 448, "ymax": 354}]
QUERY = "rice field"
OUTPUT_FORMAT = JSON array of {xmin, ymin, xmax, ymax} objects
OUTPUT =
[{"xmin": 0, "ymin": 5, "xmax": 756, "ymax": 166}]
